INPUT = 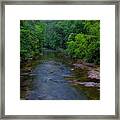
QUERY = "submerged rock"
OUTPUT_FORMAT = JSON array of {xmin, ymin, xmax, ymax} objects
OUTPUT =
[
  {"xmin": 83, "ymin": 63, "xmax": 95, "ymax": 67},
  {"xmin": 88, "ymin": 70, "xmax": 100, "ymax": 80},
  {"xmin": 68, "ymin": 80, "xmax": 100, "ymax": 87},
  {"xmin": 79, "ymin": 82, "xmax": 100, "ymax": 87},
  {"xmin": 83, "ymin": 82, "xmax": 96, "ymax": 87},
  {"xmin": 72, "ymin": 61, "xmax": 100, "ymax": 80},
  {"xmin": 73, "ymin": 63, "xmax": 85, "ymax": 69}
]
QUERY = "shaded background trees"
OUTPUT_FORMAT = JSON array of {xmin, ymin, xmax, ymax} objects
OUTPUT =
[
  {"xmin": 20, "ymin": 20, "xmax": 100, "ymax": 64},
  {"xmin": 20, "ymin": 20, "xmax": 45, "ymax": 61}
]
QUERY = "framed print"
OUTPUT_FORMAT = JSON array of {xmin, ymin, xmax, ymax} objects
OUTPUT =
[{"xmin": 0, "ymin": 0, "xmax": 119, "ymax": 119}]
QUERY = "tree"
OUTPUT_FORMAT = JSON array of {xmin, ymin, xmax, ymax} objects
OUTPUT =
[
  {"xmin": 20, "ymin": 20, "xmax": 45, "ymax": 61},
  {"xmin": 66, "ymin": 20, "xmax": 100, "ymax": 64}
]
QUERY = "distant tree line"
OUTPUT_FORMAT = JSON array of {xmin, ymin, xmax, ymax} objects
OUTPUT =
[{"xmin": 20, "ymin": 20, "xmax": 100, "ymax": 64}]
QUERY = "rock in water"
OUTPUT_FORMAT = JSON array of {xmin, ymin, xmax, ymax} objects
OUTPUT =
[{"xmin": 88, "ymin": 70, "xmax": 100, "ymax": 80}]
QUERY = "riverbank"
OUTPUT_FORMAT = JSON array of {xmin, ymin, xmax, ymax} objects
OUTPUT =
[{"xmin": 20, "ymin": 49, "xmax": 100, "ymax": 100}]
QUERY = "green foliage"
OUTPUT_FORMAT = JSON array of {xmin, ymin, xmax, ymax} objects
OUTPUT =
[
  {"xmin": 84, "ymin": 20, "xmax": 100, "ymax": 36},
  {"xmin": 20, "ymin": 20, "xmax": 45, "ymax": 61},
  {"xmin": 20, "ymin": 20, "xmax": 100, "ymax": 64},
  {"xmin": 43, "ymin": 20, "xmax": 85, "ymax": 49},
  {"xmin": 66, "ymin": 21, "xmax": 100, "ymax": 64}
]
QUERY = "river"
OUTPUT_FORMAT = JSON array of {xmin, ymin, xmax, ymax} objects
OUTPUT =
[{"xmin": 20, "ymin": 49, "xmax": 100, "ymax": 100}]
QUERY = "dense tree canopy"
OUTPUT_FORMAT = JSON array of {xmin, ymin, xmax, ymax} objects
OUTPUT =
[
  {"xmin": 20, "ymin": 20, "xmax": 100, "ymax": 64},
  {"xmin": 20, "ymin": 20, "xmax": 45, "ymax": 61}
]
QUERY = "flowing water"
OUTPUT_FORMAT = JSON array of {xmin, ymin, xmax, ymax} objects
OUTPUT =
[{"xmin": 20, "ymin": 49, "xmax": 100, "ymax": 100}]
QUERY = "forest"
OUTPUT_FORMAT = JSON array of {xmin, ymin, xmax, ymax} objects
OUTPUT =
[
  {"xmin": 20, "ymin": 20, "xmax": 100, "ymax": 100},
  {"xmin": 20, "ymin": 20, "xmax": 100, "ymax": 64}
]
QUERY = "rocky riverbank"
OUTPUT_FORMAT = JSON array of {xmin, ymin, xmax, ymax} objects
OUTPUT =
[
  {"xmin": 21, "ymin": 50, "xmax": 100, "ymax": 100},
  {"xmin": 64, "ymin": 60, "xmax": 100, "ymax": 89},
  {"xmin": 73, "ymin": 60, "xmax": 100, "ymax": 80}
]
